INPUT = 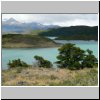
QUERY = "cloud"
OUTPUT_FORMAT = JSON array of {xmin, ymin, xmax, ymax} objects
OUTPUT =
[{"xmin": 2, "ymin": 14, "xmax": 98, "ymax": 26}]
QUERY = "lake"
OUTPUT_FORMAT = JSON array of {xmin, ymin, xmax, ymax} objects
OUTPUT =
[{"xmin": 2, "ymin": 40, "xmax": 98, "ymax": 70}]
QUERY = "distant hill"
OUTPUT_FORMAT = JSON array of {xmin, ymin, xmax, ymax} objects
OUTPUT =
[
  {"xmin": 2, "ymin": 34, "xmax": 59, "ymax": 48},
  {"xmin": 39, "ymin": 26, "xmax": 98, "ymax": 40},
  {"xmin": 2, "ymin": 18, "xmax": 59, "ymax": 33}
]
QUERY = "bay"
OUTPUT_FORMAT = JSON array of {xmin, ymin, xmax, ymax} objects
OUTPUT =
[{"xmin": 2, "ymin": 40, "xmax": 98, "ymax": 70}]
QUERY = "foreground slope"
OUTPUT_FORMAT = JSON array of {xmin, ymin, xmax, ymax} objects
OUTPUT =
[{"xmin": 2, "ymin": 67, "xmax": 98, "ymax": 86}]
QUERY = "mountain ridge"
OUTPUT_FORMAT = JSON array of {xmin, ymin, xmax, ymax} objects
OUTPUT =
[{"xmin": 2, "ymin": 18, "xmax": 59, "ymax": 33}]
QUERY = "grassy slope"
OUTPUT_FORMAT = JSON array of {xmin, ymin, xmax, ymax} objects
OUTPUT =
[
  {"xmin": 2, "ymin": 67, "xmax": 98, "ymax": 86},
  {"xmin": 2, "ymin": 34, "xmax": 59, "ymax": 48}
]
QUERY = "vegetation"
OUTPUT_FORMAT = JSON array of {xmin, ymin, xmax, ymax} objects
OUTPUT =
[
  {"xmin": 82, "ymin": 49, "xmax": 98, "ymax": 68},
  {"xmin": 55, "ymin": 35, "xmax": 98, "ymax": 41},
  {"xmin": 56, "ymin": 43, "xmax": 97, "ymax": 70},
  {"xmin": 8, "ymin": 59, "xmax": 28, "ymax": 68},
  {"xmin": 2, "ymin": 34, "xmax": 59, "ymax": 48},
  {"xmin": 40, "ymin": 26, "xmax": 98, "ymax": 40},
  {"xmin": 7, "ymin": 43, "xmax": 97, "ymax": 70},
  {"xmin": 2, "ymin": 43, "xmax": 98, "ymax": 86},
  {"xmin": 34, "ymin": 55, "xmax": 53, "ymax": 68},
  {"xmin": 2, "ymin": 67, "xmax": 98, "ymax": 86}
]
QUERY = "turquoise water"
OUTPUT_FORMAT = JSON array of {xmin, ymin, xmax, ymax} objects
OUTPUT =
[{"xmin": 2, "ymin": 40, "xmax": 98, "ymax": 70}]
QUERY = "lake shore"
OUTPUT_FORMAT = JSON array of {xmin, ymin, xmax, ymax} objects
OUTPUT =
[
  {"xmin": 2, "ymin": 44, "xmax": 60, "ymax": 48},
  {"xmin": 2, "ymin": 67, "xmax": 98, "ymax": 86}
]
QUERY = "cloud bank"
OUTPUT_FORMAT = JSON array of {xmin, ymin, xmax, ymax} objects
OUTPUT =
[{"xmin": 2, "ymin": 14, "xmax": 98, "ymax": 26}]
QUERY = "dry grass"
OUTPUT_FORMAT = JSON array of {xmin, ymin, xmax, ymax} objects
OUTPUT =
[{"xmin": 2, "ymin": 67, "xmax": 98, "ymax": 86}]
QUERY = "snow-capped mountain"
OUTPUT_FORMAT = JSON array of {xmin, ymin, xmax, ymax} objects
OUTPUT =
[
  {"xmin": 2, "ymin": 18, "xmax": 59, "ymax": 33},
  {"xmin": 3, "ymin": 18, "xmax": 21, "ymax": 25}
]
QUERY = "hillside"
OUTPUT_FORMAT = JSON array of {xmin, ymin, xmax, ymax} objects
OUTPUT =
[
  {"xmin": 2, "ymin": 67, "xmax": 98, "ymax": 86},
  {"xmin": 2, "ymin": 34, "xmax": 59, "ymax": 48},
  {"xmin": 40, "ymin": 26, "xmax": 98, "ymax": 40}
]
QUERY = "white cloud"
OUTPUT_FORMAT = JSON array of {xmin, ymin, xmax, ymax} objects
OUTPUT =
[{"xmin": 2, "ymin": 14, "xmax": 98, "ymax": 26}]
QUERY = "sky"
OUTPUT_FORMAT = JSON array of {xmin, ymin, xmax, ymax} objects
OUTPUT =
[{"xmin": 2, "ymin": 14, "xmax": 98, "ymax": 26}]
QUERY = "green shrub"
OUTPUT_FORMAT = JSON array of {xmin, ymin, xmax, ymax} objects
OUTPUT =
[
  {"xmin": 34, "ymin": 55, "xmax": 52, "ymax": 68},
  {"xmin": 56, "ymin": 43, "xmax": 85, "ymax": 69},
  {"xmin": 82, "ymin": 49, "xmax": 98, "ymax": 68},
  {"xmin": 68, "ymin": 62, "xmax": 81, "ymax": 70},
  {"xmin": 8, "ymin": 59, "xmax": 28, "ymax": 68},
  {"xmin": 56, "ymin": 43, "xmax": 98, "ymax": 70}
]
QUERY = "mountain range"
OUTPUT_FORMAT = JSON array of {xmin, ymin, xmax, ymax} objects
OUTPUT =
[{"xmin": 2, "ymin": 18, "xmax": 59, "ymax": 33}]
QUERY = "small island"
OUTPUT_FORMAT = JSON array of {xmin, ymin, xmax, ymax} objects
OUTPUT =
[{"xmin": 2, "ymin": 34, "xmax": 59, "ymax": 48}]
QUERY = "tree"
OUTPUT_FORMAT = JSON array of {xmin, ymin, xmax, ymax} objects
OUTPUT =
[
  {"xmin": 69, "ymin": 62, "xmax": 81, "ymax": 70},
  {"xmin": 34, "ymin": 55, "xmax": 52, "ymax": 68},
  {"xmin": 82, "ymin": 49, "xmax": 98, "ymax": 68},
  {"xmin": 56, "ymin": 43, "xmax": 85, "ymax": 69},
  {"xmin": 56, "ymin": 44, "xmax": 98, "ymax": 70},
  {"xmin": 8, "ymin": 59, "xmax": 28, "ymax": 68}
]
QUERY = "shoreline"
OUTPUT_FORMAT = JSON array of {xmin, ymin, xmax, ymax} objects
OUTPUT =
[{"xmin": 2, "ymin": 45, "xmax": 60, "ymax": 49}]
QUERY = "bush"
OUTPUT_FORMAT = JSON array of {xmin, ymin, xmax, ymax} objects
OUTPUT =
[
  {"xmin": 8, "ymin": 59, "xmax": 28, "ymax": 68},
  {"xmin": 82, "ymin": 49, "xmax": 98, "ymax": 68},
  {"xmin": 68, "ymin": 62, "xmax": 81, "ymax": 70},
  {"xmin": 56, "ymin": 43, "xmax": 85, "ymax": 69},
  {"xmin": 56, "ymin": 43, "xmax": 97, "ymax": 70},
  {"xmin": 34, "ymin": 55, "xmax": 52, "ymax": 68}
]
